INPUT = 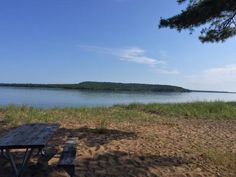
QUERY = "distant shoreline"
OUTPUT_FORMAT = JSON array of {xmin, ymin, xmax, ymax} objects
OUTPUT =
[
  {"xmin": 191, "ymin": 90, "xmax": 236, "ymax": 94},
  {"xmin": 0, "ymin": 82, "xmax": 235, "ymax": 94}
]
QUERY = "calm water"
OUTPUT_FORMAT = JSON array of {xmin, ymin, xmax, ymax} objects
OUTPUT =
[{"xmin": 0, "ymin": 86, "xmax": 236, "ymax": 108}]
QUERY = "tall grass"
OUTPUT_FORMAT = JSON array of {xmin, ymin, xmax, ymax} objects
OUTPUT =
[
  {"xmin": 0, "ymin": 102, "xmax": 235, "ymax": 126},
  {"xmin": 117, "ymin": 101, "xmax": 236, "ymax": 120},
  {"xmin": 0, "ymin": 105, "xmax": 156, "ymax": 125}
]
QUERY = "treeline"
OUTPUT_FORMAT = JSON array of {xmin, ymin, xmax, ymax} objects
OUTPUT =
[
  {"xmin": 0, "ymin": 81, "xmax": 190, "ymax": 92},
  {"xmin": 76, "ymin": 82, "xmax": 189, "ymax": 92}
]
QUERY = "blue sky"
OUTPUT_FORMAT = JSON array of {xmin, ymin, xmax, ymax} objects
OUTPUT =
[{"xmin": 0, "ymin": 0, "xmax": 236, "ymax": 91}]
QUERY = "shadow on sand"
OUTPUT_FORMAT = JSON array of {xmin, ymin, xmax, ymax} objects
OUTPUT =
[
  {"xmin": 76, "ymin": 151, "xmax": 188, "ymax": 177},
  {"xmin": 0, "ymin": 126, "xmax": 189, "ymax": 177},
  {"xmin": 55, "ymin": 126, "xmax": 138, "ymax": 147}
]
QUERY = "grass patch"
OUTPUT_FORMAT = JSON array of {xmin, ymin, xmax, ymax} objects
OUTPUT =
[
  {"xmin": 0, "ymin": 101, "xmax": 235, "ymax": 126},
  {"xmin": 117, "ymin": 101, "xmax": 236, "ymax": 120}
]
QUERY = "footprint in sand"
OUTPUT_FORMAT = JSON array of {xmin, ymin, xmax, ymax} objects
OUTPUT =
[
  {"xmin": 88, "ymin": 149, "xmax": 93, "ymax": 156},
  {"xmin": 80, "ymin": 149, "xmax": 94, "ymax": 158},
  {"xmin": 115, "ymin": 145, "xmax": 120, "ymax": 151},
  {"xmin": 86, "ymin": 146, "xmax": 104, "ymax": 157},
  {"xmin": 95, "ymin": 145, "xmax": 100, "ymax": 151}
]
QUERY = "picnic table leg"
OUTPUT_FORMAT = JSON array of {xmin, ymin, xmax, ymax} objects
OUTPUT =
[
  {"xmin": 6, "ymin": 148, "xmax": 35, "ymax": 177},
  {"xmin": 18, "ymin": 148, "xmax": 34, "ymax": 177},
  {"xmin": 0, "ymin": 149, "xmax": 5, "ymax": 158},
  {"xmin": 0, "ymin": 149, "xmax": 10, "ymax": 160},
  {"xmin": 6, "ymin": 149, "xmax": 19, "ymax": 177}
]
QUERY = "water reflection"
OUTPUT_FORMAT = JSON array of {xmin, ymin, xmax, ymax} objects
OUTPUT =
[{"xmin": 0, "ymin": 87, "xmax": 235, "ymax": 108}]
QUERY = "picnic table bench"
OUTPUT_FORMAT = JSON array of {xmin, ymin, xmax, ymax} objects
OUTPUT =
[
  {"xmin": 58, "ymin": 137, "xmax": 78, "ymax": 177},
  {"xmin": 0, "ymin": 123, "xmax": 59, "ymax": 177}
]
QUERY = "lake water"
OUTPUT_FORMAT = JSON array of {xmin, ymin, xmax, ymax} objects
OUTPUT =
[{"xmin": 0, "ymin": 86, "xmax": 236, "ymax": 108}]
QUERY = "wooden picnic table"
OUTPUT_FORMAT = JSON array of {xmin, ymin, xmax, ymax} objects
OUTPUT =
[{"xmin": 0, "ymin": 123, "xmax": 59, "ymax": 177}]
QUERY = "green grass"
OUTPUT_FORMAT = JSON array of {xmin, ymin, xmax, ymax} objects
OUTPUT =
[
  {"xmin": 117, "ymin": 101, "xmax": 236, "ymax": 120},
  {"xmin": 0, "ymin": 101, "xmax": 235, "ymax": 126},
  {"xmin": 0, "ymin": 105, "xmax": 157, "ymax": 126}
]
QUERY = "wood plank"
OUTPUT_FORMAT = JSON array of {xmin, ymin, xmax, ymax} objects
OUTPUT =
[
  {"xmin": 0, "ymin": 123, "xmax": 59, "ymax": 149},
  {"xmin": 58, "ymin": 137, "xmax": 77, "ymax": 166}
]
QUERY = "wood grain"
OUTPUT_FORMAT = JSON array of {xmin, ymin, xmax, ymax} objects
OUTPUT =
[{"xmin": 0, "ymin": 123, "xmax": 59, "ymax": 149}]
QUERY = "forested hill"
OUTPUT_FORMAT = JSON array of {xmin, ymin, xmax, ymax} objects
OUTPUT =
[
  {"xmin": 75, "ymin": 82, "xmax": 190, "ymax": 92},
  {"xmin": 0, "ymin": 81, "xmax": 190, "ymax": 92}
]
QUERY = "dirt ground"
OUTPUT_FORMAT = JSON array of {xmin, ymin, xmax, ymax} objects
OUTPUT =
[{"xmin": 0, "ymin": 118, "xmax": 235, "ymax": 177}]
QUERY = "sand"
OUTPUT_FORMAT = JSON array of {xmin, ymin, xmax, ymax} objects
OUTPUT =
[{"xmin": 0, "ymin": 118, "xmax": 235, "ymax": 177}]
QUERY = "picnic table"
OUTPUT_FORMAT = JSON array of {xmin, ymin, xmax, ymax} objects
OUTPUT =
[{"xmin": 0, "ymin": 123, "xmax": 59, "ymax": 177}]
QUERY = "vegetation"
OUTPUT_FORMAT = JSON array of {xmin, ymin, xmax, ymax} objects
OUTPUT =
[
  {"xmin": 0, "ymin": 102, "xmax": 235, "ymax": 176},
  {"xmin": 72, "ymin": 81, "xmax": 189, "ymax": 92},
  {"xmin": 0, "ymin": 102, "xmax": 235, "ymax": 126},
  {"xmin": 0, "ymin": 81, "xmax": 190, "ymax": 92},
  {"xmin": 159, "ymin": 0, "xmax": 236, "ymax": 43},
  {"xmin": 117, "ymin": 101, "xmax": 236, "ymax": 120}
]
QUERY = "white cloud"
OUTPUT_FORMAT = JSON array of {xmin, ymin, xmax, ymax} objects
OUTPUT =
[
  {"xmin": 79, "ymin": 45, "xmax": 179, "ymax": 75},
  {"xmin": 80, "ymin": 45, "xmax": 164, "ymax": 66},
  {"xmin": 118, "ymin": 47, "xmax": 165, "ymax": 66},
  {"xmin": 186, "ymin": 64, "xmax": 236, "ymax": 91}
]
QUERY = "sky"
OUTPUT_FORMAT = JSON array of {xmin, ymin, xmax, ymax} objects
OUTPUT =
[{"xmin": 0, "ymin": 0, "xmax": 236, "ymax": 91}]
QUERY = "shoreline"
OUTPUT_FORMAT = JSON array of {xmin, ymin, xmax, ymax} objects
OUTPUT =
[{"xmin": 0, "ymin": 84, "xmax": 235, "ymax": 94}]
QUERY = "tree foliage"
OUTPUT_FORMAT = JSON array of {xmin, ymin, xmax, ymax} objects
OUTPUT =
[
  {"xmin": 159, "ymin": 0, "xmax": 236, "ymax": 42},
  {"xmin": 0, "ymin": 82, "xmax": 189, "ymax": 92}
]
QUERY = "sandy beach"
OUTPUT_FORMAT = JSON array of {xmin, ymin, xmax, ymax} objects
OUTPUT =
[{"xmin": 0, "ymin": 115, "xmax": 235, "ymax": 177}]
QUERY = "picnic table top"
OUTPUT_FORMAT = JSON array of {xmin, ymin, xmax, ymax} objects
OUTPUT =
[{"xmin": 0, "ymin": 123, "xmax": 59, "ymax": 149}]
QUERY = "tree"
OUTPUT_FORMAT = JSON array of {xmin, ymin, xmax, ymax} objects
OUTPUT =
[{"xmin": 159, "ymin": 0, "xmax": 236, "ymax": 43}]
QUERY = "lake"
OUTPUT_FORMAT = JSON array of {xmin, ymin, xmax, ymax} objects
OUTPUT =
[{"xmin": 0, "ymin": 86, "xmax": 236, "ymax": 108}]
